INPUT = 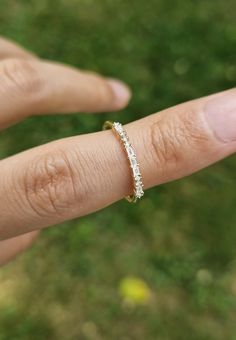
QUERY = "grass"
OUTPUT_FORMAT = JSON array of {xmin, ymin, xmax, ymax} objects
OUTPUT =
[{"xmin": 0, "ymin": 0, "xmax": 236, "ymax": 339}]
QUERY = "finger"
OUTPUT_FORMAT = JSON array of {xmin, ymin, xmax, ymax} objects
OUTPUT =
[
  {"xmin": 0, "ymin": 231, "xmax": 39, "ymax": 266},
  {"xmin": 0, "ymin": 36, "xmax": 37, "ymax": 60},
  {"xmin": 1, "ymin": 89, "xmax": 235, "ymax": 239},
  {"xmin": 0, "ymin": 58, "xmax": 131, "ymax": 129}
]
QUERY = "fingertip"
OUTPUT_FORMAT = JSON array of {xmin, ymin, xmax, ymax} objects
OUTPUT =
[{"xmin": 107, "ymin": 78, "xmax": 132, "ymax": 110}]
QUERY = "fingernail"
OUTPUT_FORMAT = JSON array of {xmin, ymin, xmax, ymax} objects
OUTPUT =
[
  {"xmin": 205, "ymin": 90, "xmax": 236, "ymax": 142},
  {"xmin": 107, "ymin": 79, "xmax": 131, "ymax": 107}
]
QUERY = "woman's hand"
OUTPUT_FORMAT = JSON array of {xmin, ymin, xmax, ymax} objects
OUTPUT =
[
  {"xmin": 1, "ymin": 37, "xmax": 236, "ymax": 265},
  {"xmin": 0, "ymin": 37, "xmax": 131, "ymax": 265}
]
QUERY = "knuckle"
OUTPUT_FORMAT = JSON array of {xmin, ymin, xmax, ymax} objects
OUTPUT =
[
  {"xmin": 150, "ymin": 117, "xmax": 181, "ymax": 171},
  {"xmin": 0, "ymin": 58, "xmax": 43, "ymax": 98},
  {"xmin": 149, "ymin": 108, "xmax": 208, "ymax": 172},
  {"xmin": 21, "ymin": 150, "xmax": 80, "ymax": 218}
]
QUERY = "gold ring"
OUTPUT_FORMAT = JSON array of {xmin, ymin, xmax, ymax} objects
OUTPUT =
[{"xmin": 103, "ymin": 120, "xmax": 144, "ymax": 203}]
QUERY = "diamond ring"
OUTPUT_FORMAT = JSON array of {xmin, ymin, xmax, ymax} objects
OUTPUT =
[{"xmin": 103, "ymin": 121, "xmax": 144, "ymax": 203}]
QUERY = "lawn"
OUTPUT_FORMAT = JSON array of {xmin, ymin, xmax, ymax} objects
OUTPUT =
[{"xmin": 0, "ymin": 0, "xmax": 236, "ymax": 339}]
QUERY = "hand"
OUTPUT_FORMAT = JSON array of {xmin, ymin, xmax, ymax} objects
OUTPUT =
[
  {"xmin": 0, "ymin": 37, "xmax": 131, "ymax": 265},
  {"xmin": 1, "ymin": 38, "xmax": 236, "ymax": 266}
]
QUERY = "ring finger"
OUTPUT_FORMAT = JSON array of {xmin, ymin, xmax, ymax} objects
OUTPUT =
[{"xmin": 1, "ymin": 88, "xmax": 236, "ymax": 240}]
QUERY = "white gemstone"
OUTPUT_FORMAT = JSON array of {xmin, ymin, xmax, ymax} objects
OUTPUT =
[
  {"xmin": 130, "ymin": 158, "xmax": 137, "ymax": 166},
  {"xmin": 127, "ymin": 146, "xmax": 134, "ymax": 156},
  {"xmin": 123, "ymin": 134, "xmax": 130, "ymax": 143},
  {"xmin": 114, "ymin": 123, "xmax": 123, "ymax": 134},
  {"xmin": 135, "ymin": 187, "xmax": 144, "ymax": 198},
  {"xmin": 130, "ymin": 155, "xmax": 135, "ymax": 162},
  {"xmin": 135, "ymin": 181, "xmax": 142, "ymax": 188},
  {"xmin": 136, "ymin": 182, "xmax": 143, "ymax": 189},
  {"xmin": 133, "ymin": 166, "xmax": 140, "ymax": 176}
]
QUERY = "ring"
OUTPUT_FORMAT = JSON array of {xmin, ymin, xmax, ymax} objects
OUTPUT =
[{"xmin": 103, "ymin": 121, "xmax": 144, "ymax": 203}]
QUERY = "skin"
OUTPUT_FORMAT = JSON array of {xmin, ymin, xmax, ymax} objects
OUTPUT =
[{"xmin": 0, "ymin": 37, "xmax": 235, "ymax": 266}]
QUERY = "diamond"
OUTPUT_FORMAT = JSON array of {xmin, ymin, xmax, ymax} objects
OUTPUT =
[
  {"xmin": 135, "ymin": 187, "xmax": 144, "ymax": 199},
  {"xmin": 130, "ymin": 158, "xmax": 137, "ymax": 166},
  {"xmin": 113, "ymin": 122, "xmax": 123, "ymax": 134},
  {"xmin": 124, "ymin": 140, "xmax": 129, "ymax": 147},
  {"xmin": 135, "ymin": 181, "xmax": 142, "ymax": 187},
  {"xmin": 127, "ymin": 146, "xmax": 134, "ymax": 156},
  {"xmin": 133, "ymin": 166, "xmax": 140, "ymax": 176}
]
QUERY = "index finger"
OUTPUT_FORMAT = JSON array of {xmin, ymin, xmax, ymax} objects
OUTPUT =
[{"xmin": 1, "ymin": 88, "xmax": 236, "ymax": 239}]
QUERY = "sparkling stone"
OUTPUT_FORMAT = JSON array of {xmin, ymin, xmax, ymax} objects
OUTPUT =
[
  {"xmin": 133, "ymin": 166, "xmax": 140, "ymax": 176},
  {"xmin": 135, "ymin": 188, "xmax": 144, "ymax": 198},
  {"xmin": 114, "ymin": 122, "xmax": 123, "ymax": 134},
  {"xmin": 127, "ymin": 146, "xmax": 134, "ymax": 156},
  {"xmin": 135, "ymin": 181, "xmax": 142, "ymax": 188},
  {"xmin": 130, "ymin": 158, "xmax": 137, "ymax": 166}
]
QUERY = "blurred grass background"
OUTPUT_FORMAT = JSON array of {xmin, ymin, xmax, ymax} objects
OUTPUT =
[{"xmin": 0, "ymin": 0, "xmax": 236, "ymax": 339}]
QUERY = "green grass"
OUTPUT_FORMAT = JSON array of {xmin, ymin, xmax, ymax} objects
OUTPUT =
[{"xmin": 0, "ymin": 0, "xmax": 236, "ymax": 339}]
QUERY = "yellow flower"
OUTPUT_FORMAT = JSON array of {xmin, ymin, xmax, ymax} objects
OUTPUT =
[{"xmin": 119, "ymin": 276, "xmax": 151, "ymax": 305}]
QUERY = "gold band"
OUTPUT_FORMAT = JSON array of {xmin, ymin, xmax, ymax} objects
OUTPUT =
[{"xmin": 103, "ymin": 120, "xmax": 144, "ymax": 203}]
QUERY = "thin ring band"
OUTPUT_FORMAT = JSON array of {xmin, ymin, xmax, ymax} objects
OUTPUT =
[{"xmin": 103, "ymin": 121, "xmax": 144, "ymax": 203}]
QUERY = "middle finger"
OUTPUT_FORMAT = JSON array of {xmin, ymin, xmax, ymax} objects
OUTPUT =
[{"xmin": 0, "ymin": 58, "xmax": 131, "ymax": 129}]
